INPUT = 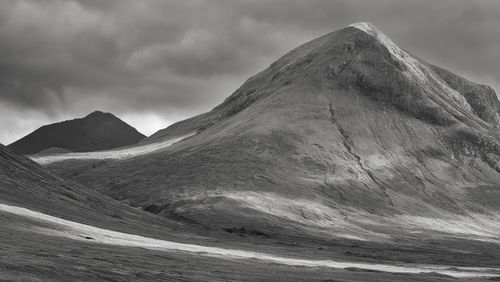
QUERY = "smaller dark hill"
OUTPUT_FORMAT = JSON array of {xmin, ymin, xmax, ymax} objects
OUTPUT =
[{"xmin": 8, "ymin": 111, "xmax": 146, "ymax": 155}]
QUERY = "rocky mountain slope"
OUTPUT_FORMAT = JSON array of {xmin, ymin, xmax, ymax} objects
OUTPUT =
[
  {"xmin": 8, "ymin": 111, "xmax": 145, "ymax": 155},
  {"xmin": 44, "ymin": 23, "xmax": 500, "ymax": 243}
]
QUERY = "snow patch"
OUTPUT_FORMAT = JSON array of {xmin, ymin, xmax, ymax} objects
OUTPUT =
[
  {"xmin": 396, "ymin": 213, "xmax": 500, "ymax": 240},
  {"xmin": 1, "ymin": 203, "xmax": 499, "ymax": 278},
  {"xmin": 31, "ymin": 133, "xmax": 195, "ymax": 165},
  {"xmin": 222, "ymin": 192, "xmax": 346, "ymax": 227}
]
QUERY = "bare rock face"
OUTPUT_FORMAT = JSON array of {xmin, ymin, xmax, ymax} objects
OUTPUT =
[
  {"xmin": 54, "ymin": 23, "xmax": 500, "ymax": 241},
  {"xmin": 8, "ymin": 111, "xmax": 145, "ymax": 155},
  {"xmin": 431, "ymin": 65, "xmax": 500, "ymax": 128}
]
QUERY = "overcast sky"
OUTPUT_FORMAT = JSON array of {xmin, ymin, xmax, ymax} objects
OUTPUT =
[{"xmin": 1, "ymin": 0, "xmax": 499, "ymax": 144}]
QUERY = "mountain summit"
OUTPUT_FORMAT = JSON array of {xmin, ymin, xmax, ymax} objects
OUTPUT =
[
  {"xmin": 9, "ymin": 111, "xmax": 145, "ymax": 155},
  {"xmin": 48, "ymin": 23, "xmax": 500, "ymax": 242}
]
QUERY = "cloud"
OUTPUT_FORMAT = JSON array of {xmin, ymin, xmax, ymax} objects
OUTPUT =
[{"xmin": 0, "ymin": 0, "xmax": 499, "ymax": 143}]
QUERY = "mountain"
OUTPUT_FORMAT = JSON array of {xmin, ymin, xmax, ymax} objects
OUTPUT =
[
  {"xmin": 41, "ymin": 23, "xmax": 500, "ymax": 245},
  {"xmin": 8, "ymin": 111, "xmax": 145, "ymax": 155},
  {"xmin": 14, "ymin": 22, "xmax": 500, "ymax": 278}
]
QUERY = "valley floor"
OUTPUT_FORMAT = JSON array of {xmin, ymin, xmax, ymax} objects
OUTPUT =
[{"xmin": 1, "ymin": 203, "xmax": 500, "ymax": 281}]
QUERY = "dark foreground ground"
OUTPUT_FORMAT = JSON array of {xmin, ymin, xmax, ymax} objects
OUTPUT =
[
  {"xmin": 2, "ymin": 209, "xmax": 500, "ymax": 282},
  {"xmin": 0, "ymin": 228, "xmax": 469, "ymax": 281}
]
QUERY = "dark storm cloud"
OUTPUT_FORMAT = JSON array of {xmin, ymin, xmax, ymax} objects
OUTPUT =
[{"xmin": 1, "ymin": 0, "xmax": 500, "ymax": 143}]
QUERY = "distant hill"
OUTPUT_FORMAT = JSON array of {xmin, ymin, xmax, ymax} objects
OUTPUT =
[{"xmin": 8, "ymin": 111, "xmax": 146, "ymax": 155}]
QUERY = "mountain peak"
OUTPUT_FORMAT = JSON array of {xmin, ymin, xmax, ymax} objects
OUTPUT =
[
  {"xmin": 88, "ymin": 110, "xmax": 105, "ymax": 115},
  {"xmin": 86, "ymin": 110, "xmax": 113, "ymax": 119},
  {"xmin": 349, "ymin": 22, "xmax": 379, "ymax": 34},
  {"xmin": 347, "ymin": 21, "xmax": 475, "ymax": 116},
  {"xmin": 148, "ymin": 22, "xmax": 499, "ymax": 143},
  {"xmin": 349, "ymin": 22, "xmax": 411, "ymax": 64}
]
